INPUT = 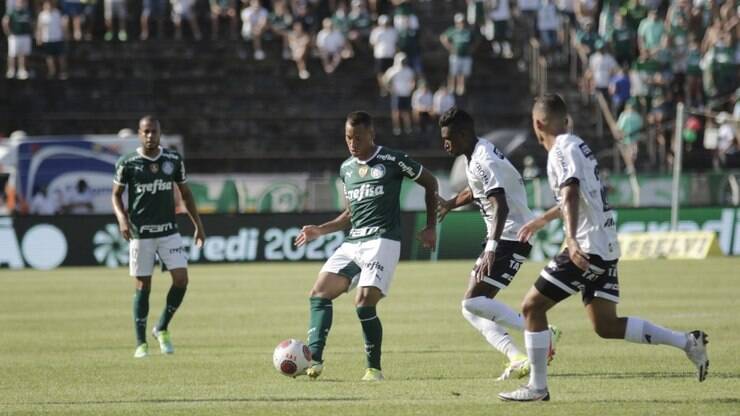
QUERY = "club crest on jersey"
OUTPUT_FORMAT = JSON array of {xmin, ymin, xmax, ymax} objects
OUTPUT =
[
  {"xmin": 162, "ymin": 161, "xmax": 174, "ymax": 175},
  {"xmin": 358, "ymin": 165, "xmax": 369, "ymax": 177},
  {"xmin": 370, "ymin": 165, "xmax": 386, "ymax": 179},
  {"xmin": 149, "ymin": 163, "xmax": 160, "ymax": 174}
]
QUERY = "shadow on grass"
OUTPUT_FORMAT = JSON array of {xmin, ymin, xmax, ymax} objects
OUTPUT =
[{"xmin": 22, "ymin": 397, "xmax": 365, "ymax": 406}]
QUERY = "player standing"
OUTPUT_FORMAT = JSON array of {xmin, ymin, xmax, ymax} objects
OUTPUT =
[
  {"xmin": 112, "ymin": 116, "xmax": 206, "ymax": 358},
  {"xmin": 295, "ymin": 111, "xmax": 438, "ymax": 381},
  {"xmin": 499, "ymin": 94, "xmax": 709, "ymax": 402},
  {"xmin": 437, "ymin": 107, "xmax": 560, "ymax": 380}
]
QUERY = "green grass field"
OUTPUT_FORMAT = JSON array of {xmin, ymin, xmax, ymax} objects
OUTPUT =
[{"xmin": 1, "ymin": 258, "xmax": 739, "ymax": 415}]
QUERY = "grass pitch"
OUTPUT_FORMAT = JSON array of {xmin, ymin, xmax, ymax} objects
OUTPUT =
[{"xmin": 1, "ymin": 258, "xmax": 739, "ymax": 415}]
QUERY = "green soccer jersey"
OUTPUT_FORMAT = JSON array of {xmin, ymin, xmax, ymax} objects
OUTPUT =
[
  {"xmin": 340, "ymin": 146, "xmax": 423, "ymax": 243},
  {"xmin": 114, "ymin": 147, "xmax": 186, "ymax": 239}
]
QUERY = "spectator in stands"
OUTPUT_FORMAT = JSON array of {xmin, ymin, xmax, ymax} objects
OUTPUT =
[
  {"xmin": 556, "ymin": 0, "xmax": 575, "ymax": 28},
  {"xmin": 440, "ymin": 13, "xmax": 477, "ymax": 96},
  {"xmin": 617, "ymin": 98, "xmax": 643, "ymax": 165},
  {"xmin": 172, "ymin": 0, "xmax": 202, "ymax": 40},
  {"xmin": 467, "ymin": 0, "xmax": 486, "ymax": 27},
  {"xmin": 517, "ymin": 0, "xmax": 539, "ymax": 39},
  {"xmin": 411, "ymin": 79, "xmax": 433, "ymax": 133},
  {"xmin": 685, "ymin": 35, "xmax": 704, "ymax": 108},
  {"xmin": 348, "ymin": 0, "xmax": 372, "ymax": 42},
  {"xmin": 292, "ymin": 2, "xmax": 316, "ymax": 33},
  {"xmin": 575, "ymin": 19, "xmax": 600, "ymax": 56},
  {"xmin": 487, "ymin": 0, "xmax": 513, "ymax": 59},
  {"xmin": 241, "ymin": 0, "xmax": 268, "ymax": 60},
  {"xmin": 62, "ymin": 179, "xmax": 94, "ymax": 214},
  {"xmin": 587, "ymin": 40, "xmax": 617, "ymax": 101},
  {"xmin": 609, "ymin": 63, "xmax": 630, "ymax": 116},
  {"xmin": 141, "ymin": 0, "xmax": 166, "ymax": 40},
  {"xmin": 393, "ymin": 0, "xmax": 419, "ymax": 31},
  {"xmin": 609, "ymin": 13, "xmax": 635, "ymax": 66},
  {"xmin": 317, "ymin": 18, "xmax": 347, "ymax": 74},
  {"xmin": 574, "ymin": 0, "xmax": 597, "ymax": 28},
  {"xmin": 80, "ymin": 0, "xmax": 95, "ymax": 40},
  {"xmin": 370, "ymin": 14, "xmax": 397, "ymax": 96},
  {"xmin": 717, "ymin": 112, "xmax": 737, "ymax": 166},
  {"xmin": 331, "ymin": 1, "xmax": 351, "ymax": 36},
  {"xmin": 537, "ymin": 0, "xmax": 560, "ymax": 57},
  {"xmin": 637, "ymin": 9, "xmax": 663, "ymax": 54},
  {"xmin": 103, "ymin": 0, "xmax": 127, "ymax": 41},
  {"xmin": 396, "ymin": 12, "xmax": 422, "ymax": 73},
  {"xmin": 702, "ymin": 32, "xmax": 736, "ymax": 105},
  {"xmin": 618, "ymin": 0, "xmax": 645, "ymax": 33},
  {"xmin": 288, "ymin": 20, "xmax": 311, "ymax": 79},
  {"xmin": 383, "ymin": 52, "xmax": 415, "ymax": 135},
  {"xmin": 2, "ymin": 0, "xmax": 32, "ymax": 80},
  {"xmin": 30, "ymin": 185, "xmax": 60, "ymax": 215},
  {"xmin": 37, "ymin": 0, "xmax": 67, "ymax": 80},
  {"xmin": 61, "ymin": 0, "xmax": 84, "ymax": 40},
  {"xmin": 432, "ymin": 84, "xmax": 456, "ymax": 118},
  {"xmin": 210, "ymin": 0, "xmax": 238, "ymax": 40},
  {"xmin": 268, "ymin": 0, "xmax": 293, "ymax": 58}
]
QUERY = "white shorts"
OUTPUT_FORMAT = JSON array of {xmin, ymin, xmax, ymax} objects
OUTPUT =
[
  {"xmin": 129, "ymin": 233, "xmax": 188, "ymax": 277},
  {"xmin": 320, "ymin": 238, "xmax": 401, "ymax": 296},
  {"xmin": 8, "ymin": 35, "xmax": 31, "ymax": 58}
]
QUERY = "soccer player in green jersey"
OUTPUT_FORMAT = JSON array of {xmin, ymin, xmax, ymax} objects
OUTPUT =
[
  {"xmin": 112, "ymin": 116, "xmax": 206, "ymax": 358},
  {"xmin": 295, "ymin": 111, "xmax": 438, "ymax": 381}
]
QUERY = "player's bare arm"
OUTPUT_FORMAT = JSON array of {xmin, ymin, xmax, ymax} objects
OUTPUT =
[
  {"xmin": 437, "ymin": 186, "xmax": 473, "ymax": 222},
  {"xmin": 177, "ymin": 182, "xmax": 206, "ymax": 247},
  {"xmin": 561, "ymin": 182, "xmax": 589, "ymax": 270},
  {"xmin": 517, "ymin": 205, "xmax": 561, "ymax": 242},
  {"xmin": 475, "ymin": 192, "xmax": 508, "ymax": 282},
  {"xmin": 295, "ymin": 208, "xmax": 351, "ymax": 247},
  {"xmin": 111, "ymin": 183, "xmax": 131, "ymax": 240},
  {"xmin": 415, "ymin": 168, "xmax": 438, "ymax": 250}
]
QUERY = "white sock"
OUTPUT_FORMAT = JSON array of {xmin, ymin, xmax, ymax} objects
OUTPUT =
[
  {"xmin": 525, "ymin": 329, "xmax": 550, "ymax": 391},
  {"xmin": 462, "ymin": 306, "xmax": 525, "ymax": 361},
  {"xmin": 624, "ymin": 317, "xmax": 688, "ymax": 350},
  {"xmin": 462, "ymin": 296, "xmax": 525, "ymax": 331}
]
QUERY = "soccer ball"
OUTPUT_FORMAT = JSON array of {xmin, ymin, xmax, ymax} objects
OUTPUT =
[{"xmin": 273, "ymin": 339, "xmax": 312, "ymax": 377}]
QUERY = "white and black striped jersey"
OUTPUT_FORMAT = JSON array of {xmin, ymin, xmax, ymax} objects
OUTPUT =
[
  {"xmin": 547, "ymin": 134, "xmax": 620, "ymax": 260},
  {"xmin": 466, "ymin": 138, "xmax": 535, "ymax": 242}
]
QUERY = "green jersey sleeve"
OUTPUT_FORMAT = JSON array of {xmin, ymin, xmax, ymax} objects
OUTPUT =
[{"xmin": 396, "ymin": 152, "xmax": 423, "ymax": 180}]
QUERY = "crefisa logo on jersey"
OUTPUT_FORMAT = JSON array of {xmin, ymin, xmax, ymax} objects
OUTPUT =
[
  {"xmin": 149, "ymin": 163, "xmax": 160, "ymax": 174},
  {"xmin": 370, "ymin": 165, "xmax": 385, "ymax": 179},
  {"xmin": 162, "ymin": 161, "xmax": 174, "ymax": 175}
]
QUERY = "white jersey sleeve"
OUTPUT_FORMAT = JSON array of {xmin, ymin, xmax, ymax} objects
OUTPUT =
[
  {"xmin": 547, "ymin": 134, "xmax": 620, "ymax": 260},
  {"xmin": 466, "ymin": 139, "xmax": 535, "ymax": 242}
]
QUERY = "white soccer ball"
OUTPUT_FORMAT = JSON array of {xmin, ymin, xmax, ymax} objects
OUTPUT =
[{"xmin": 273, "ymin": 338, "xmax": 312, "ymax": 377}]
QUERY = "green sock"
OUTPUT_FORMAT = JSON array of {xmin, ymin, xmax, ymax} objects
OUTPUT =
[
  {"xmin": 308, "ymin": 297, "xmax": 333, "ymax": 363},
  {"xmin": 356, "ymin": 306, "xmax": 382, "ymax": 370},
  {"xmin": 133, "ymin": 288, "xmax": 150, "ymax": 345},
  {"xmin": 157, "ymin": 285, "xmax": 187, "ymax": 331}
]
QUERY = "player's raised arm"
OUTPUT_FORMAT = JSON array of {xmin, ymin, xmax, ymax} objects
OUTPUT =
[
  {"xmin": 414, "ymin": 168, "xmax": 438, "ymax": 250},
  {"xmin": 295, "ymin": 208, "xmax": 351, "ymax": 247},
  {"xmin": 437, "ymin": 186, "xmax": 472, "ymax": 222},
  {"xmin": 176, "ymin": 182, "xmax": 206, "ymax": 248},
  {"xmin": 112, "ymin": 183, "xmax": 131, "ymax": 240}
]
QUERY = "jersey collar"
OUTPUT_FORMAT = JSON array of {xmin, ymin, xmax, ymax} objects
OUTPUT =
[
  {"xmin": 137, "ymin": 146, "xmax": 163, "ymax": 161},
  {"xmin": 356, "ymin": 146, "xmax": 382, "ymax": 164}
]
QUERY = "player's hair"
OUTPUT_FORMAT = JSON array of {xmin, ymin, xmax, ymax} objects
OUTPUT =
[
  {"xmin": 346, "ymin": 111, "xmax": 374, "ymax": 128},
  {"xmin": 533, "ymin": 94, "xmax": 568, "ymax": 120},
  {"xmin": 139, "ymin": 115, "xmax": 160, "ymax": 127},
  {"xmin": 438, "ymin": 107, "xmax": 475, "ymax": 134}
]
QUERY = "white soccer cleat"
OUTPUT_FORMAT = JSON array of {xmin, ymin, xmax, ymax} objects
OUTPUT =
[
  {"xmin": 305, "ymin": 361, "xmax": 324, "ymax": 379},
  {"xmin": 496, "ymin": 357, "xmax": 530, "ymax": 381},
  {"xmin": 498, "ymin": 385, "xmax": 550, "ymax": 402},
  {"xmin": 685, "ymin": 330, "xmax": 709, "ymax": 382},
  {"xmin": 133, "ymin": 343, "xmax": 148, "ymax": 358},
  {"xmin": 152, "ymin": 327, "xmax": 174, "ymax": 355}
]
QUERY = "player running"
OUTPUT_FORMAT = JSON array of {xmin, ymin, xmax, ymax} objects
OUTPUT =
[
  {"xmin": 295, "ymin": 111, "xmax": 438, "ymax": 381},
  {"xmin": 437, "ymin": 107, "xmax": 560, "ymax": 381},
  {"xmin": 499, "ymin": 94, "xmax": 709, "ymax": 402},
  {"xmin": 112, "ymin": 116, "xmax": 206, "ymax": 358}
]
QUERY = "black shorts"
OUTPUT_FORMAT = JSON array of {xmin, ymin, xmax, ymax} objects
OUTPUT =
[
  {"xmin": 471, "ymin": 240, "xmax": 532, "ymax": 289},
  {"xmin": 375, "ymin": 57, "xmax": 393, "ymax": 75},
  {"xmin": 391, "ymin": 95, "xmax": 411, "ymax": 111},
  {"xmin": 535, "ymin": 250, "xmax": 619, "ymax": 305}
]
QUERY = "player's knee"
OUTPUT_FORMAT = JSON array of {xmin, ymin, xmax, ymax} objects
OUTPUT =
[
  {"xmin": 173, "ymin": 274, "xmax": 188, "ymax": 288},
  {"xmin": 520, "ymin": 296, "xmax": 539, "ymax": 318},
  {"xmin": 136, "ymin": 278, "xmax": 151, "ymax": 290},
  {"xmin": 592, "ymin": 320, "xmax": 621, "ymax": 339}
]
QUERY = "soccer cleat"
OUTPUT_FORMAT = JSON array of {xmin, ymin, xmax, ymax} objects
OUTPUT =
[
  {"xmin": 497, "ymin": 356, "xmax": 530, "ymax": 381},
  {"xmin": 361, "ymin": 368, "xmax": 384, "ymax": 381},
  {"xmin": 547, "ymin": 325, "xmax": 562, "ymax": 365},
  {"xmin": 498, "ymin": 385, "xmax": 550, "ymax": 402},
  {"xmin": 152, "ymin": 328, "xmax": 174, "ymax": 355},
  {"xmin": 685, "ymin": 330, "xmax": 709, "ymax": 382},
  {"xmin": 134, "ymin": 343, "xmax": 148, "ymax": 358},
  {"xmin": 305, "ymin": 361, "xmax": 324, "ymax": 379}
]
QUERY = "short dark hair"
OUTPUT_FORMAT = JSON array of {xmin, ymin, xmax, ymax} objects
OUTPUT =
[
  {"xmin": 346, "ymin": 111, "xmax": 373, "ymax": 128},
  {"xmin": 438, "ymin": 107, "xmax": 475, "ymax": 134},
  {"xmin": 533, "ymin": 94, "xmax": 568, "ymax": 120},
  {"xmin": 139, "ymin": 115, "xmax": 160, "ymax": 127}
]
